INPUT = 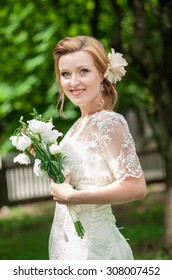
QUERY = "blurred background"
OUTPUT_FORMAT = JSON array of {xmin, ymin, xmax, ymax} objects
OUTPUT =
[{"xmin": 0, "ymin": 0, "xmax": 172, "ymax": 260}]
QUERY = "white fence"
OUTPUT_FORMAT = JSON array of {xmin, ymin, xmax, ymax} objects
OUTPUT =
[
  {"xmin": 6, "ymin": 166, "xmax": 50, "ymax": 201},
  {"xmin": 0, "ymin": 150, "xmax": 166, "ymax": 207}
]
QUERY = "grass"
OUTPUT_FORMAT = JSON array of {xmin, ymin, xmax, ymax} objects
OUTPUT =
[
  {"xmin": 114, "ymin": 184, "xmax": 172, "ymax": 260},
  {"xmin": 0, "ymin": 183, "xmax": 172, "ymax": 260},
  {"xmin": 0, "ymin": 202, "xmax": 54, "ymax": 260}
]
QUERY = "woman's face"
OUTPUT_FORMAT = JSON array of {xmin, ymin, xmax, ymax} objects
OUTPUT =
[{"xmin": 58, "ymin": 50, "xmax": 103, "ymax": 110}]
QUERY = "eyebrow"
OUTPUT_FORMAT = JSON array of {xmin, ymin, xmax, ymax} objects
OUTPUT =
[{"xmin": 60, "ymin": 65, "xmax": 90, "ymax": 72}]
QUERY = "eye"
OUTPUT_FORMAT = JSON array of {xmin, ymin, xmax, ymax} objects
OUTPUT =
[
  {"xmin": 61, "ymin": 72, "xmax": 71, "ymax": 78},
  {"xmin": 80, "ymin": 69, "xmax": 89, "ymax": 75}
]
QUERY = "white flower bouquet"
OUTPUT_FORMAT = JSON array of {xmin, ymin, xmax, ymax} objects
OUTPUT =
[{"xmin": 10, "ymin": 109, "xmax": 84, "ymax": 238}]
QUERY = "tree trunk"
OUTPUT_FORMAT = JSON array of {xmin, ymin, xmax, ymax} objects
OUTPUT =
[
  {"xmin": 110, "ymin": 0, "xmax": 122, "ymax": 50},
  {"xmin": 91, "ymin": 0, "xmax": 100, "ymax": 38},
  {"xmin": 164, "ymin": 187, "xmax": 172, "ymax": 249},
  {"xmin": 163, "ymin": 141, "xmax": 172, "ymax": 249},
  {"xmin": 127, "ymin": 0, "xmax": 172, "ymax": 250}
]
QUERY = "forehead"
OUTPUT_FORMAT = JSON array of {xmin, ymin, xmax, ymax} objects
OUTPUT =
[{"xmin": 59, "ymin": 50, "xmax": 95, "ymax": 70}]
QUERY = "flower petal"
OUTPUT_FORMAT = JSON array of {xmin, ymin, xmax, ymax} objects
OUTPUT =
[
  {"xmin": 14, "ymin": 153, "xmax": 31, "ymax": 165},
  {"xmin": 107, "ymin": 49, "xmax": 128, "ymax": 84}
]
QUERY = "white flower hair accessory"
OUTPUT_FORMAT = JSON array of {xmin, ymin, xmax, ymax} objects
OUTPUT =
[{"xmin": 106, "ymin": 48, "xmax": 128, "ymax": 84}]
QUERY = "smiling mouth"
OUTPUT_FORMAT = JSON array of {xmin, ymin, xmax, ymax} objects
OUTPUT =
[{"xmin": 70, "ymin": 89, "xmax": 85, "ymax": 96}]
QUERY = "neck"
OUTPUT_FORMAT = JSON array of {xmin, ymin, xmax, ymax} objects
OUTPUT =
[
  {"xmin": 80, "ymin": 96, "xmax": 111, "ymax": 117},
  {"xmin": 80, "ymin": 106, "xmax": 111, "ymax": 118}
]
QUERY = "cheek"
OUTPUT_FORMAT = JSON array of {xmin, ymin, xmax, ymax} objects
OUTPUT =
[
  {"xmin": 60, "ymin": 78, "xmax": 69, "ymax": 90},
  {"xmin": 60, "ymin": 79, "xmax": 71, "ymax": 98},
  {"xmin": 89, "ymin": 75, "xmax": 101, "ymax": 89},
  {"xmin": 85, "ymin": 75, "xmax": 100, "ymax": 87}
]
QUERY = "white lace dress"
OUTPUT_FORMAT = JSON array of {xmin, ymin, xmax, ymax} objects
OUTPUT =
[{"xmin": 49, "ymin": 110, "xmax": 143, "ymax": 260}]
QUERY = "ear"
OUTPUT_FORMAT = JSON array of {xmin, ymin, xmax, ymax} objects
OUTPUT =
[
  {"xmin": 104, "ymin": 68, "xmax": 109, "ymax": 78},
  {"xmin": 99, "ymin": 71, "xmax": 104, "ymax": 82}
]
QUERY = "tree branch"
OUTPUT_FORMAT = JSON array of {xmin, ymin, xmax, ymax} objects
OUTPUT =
[
  {"xmin": 109, "ymin": 0, "xmax": 122, "ymax": 50},
  {"xmin": 91, "ymin": 0, "xmax": 100, "ymax": 38},
  {"xmin": 147, "ymin": 0, "xmax": 160, "ymax": 17}
]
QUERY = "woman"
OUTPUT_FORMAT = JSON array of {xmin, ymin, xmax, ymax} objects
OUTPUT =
[{"xmin": 49, "ymin": 35, "xmax": 147, "ymax": 260}]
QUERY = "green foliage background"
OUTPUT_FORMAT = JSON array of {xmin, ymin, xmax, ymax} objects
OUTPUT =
[
  {"xmin": 1, "ymin": 0, "xmax": 172, "ymax": 252},
  {"xmin": 0, "ymin": 0, "xmax": 158, "ymax": 154},
  {"xmin": 1, "ymin": 0, "xmax": 172, "ymax": 194}
]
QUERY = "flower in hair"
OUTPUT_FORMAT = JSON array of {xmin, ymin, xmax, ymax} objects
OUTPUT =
[{"xmin": 106, "ymin": 48, "xmax": 128, "ymax": 84}]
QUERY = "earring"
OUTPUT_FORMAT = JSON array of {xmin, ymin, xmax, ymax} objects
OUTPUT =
[
  {"xmin": 98, "ymin": 97, "xmax": 105, "ymax": 108},
  {"xmin": 100, "ymin": 82, "xmax": 104, "ymax": 92}
]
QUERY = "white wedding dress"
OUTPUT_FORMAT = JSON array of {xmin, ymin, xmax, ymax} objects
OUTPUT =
[{"xmin": 49, "ymin": 110, "xmax": 143, "ymax": 260}]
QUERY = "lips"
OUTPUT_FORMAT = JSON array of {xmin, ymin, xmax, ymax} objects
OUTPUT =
[{"xmin": 70, "ymin": 89, "xmax": 85, "ymax": 96}]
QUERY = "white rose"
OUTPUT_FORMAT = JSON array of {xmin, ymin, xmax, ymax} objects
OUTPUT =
[
  {"xmin": 108, "ymin": 69, "xmax": 124, "ymax": 83},
  {"xmin": 49, "ymin": 143, "xmax": 61, "ymax": 155},
  {"xmin": 14, "ymin": 153, "xmax": 31, "ymax": 165},
  {"xmin": 18, "ymin": 135, "xmax": 32, "ymax": 151},
  {"xmin": 33, "ymin": 159, "xmax": 45, "ymax": 177},
  {"xmin": 27, "ymin": 119, "xmax": 54, "ymax": 134},
  {"xmin": 107, "ymin": 49, "xmax": 128, "ymax": 84},
  {"xmin": 40, "ymin": 130, "xmax": 63, "ymax": 144},
  {"xmin": 10, "ymin": 135, "xmax": 32, "ymax": 151},
  {"xmin": 43, "ymin": 122, "xmax": 54, "ymax": 133},
  {"xmin": 10, "ymin": 136, "xmax": 19, "ymax": 147}
]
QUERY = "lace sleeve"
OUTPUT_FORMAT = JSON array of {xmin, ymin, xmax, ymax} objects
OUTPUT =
[{"xmin": 98, "ymin": 112, "xmax": 143, "ymax": 183}]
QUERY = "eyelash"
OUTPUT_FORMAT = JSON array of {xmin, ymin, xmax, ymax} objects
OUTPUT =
[
  {"xmin": 61, "ymin": 72, "xmax": 71, "ymax": 78},
  {"xmin": 61, "ymin": 69, "xmax": 89, "ymax": 78},
  {"xmin": 80, "ymin": 69, "xmax": 89, "ymax": 74}
]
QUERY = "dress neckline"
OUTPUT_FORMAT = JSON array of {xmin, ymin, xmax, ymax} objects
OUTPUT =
[
  {"xmin": 68, "ymin": 109, "xmax": 113, "ymax": 139},
  {"xmin": 80, "ymin": 109, "xmax": 113, "ymax": 119}
]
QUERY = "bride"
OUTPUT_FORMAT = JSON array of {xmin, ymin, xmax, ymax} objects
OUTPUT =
[{"xmin": 49, "ymin": 35, "xmax": 147, "ymax": 260}]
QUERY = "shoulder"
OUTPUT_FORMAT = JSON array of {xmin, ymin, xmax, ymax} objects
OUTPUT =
[
  {"xmin": 90, "ymin": 110, "xmax": 128, "ymax": 131},
  {"xmin": 91, "ymin": 110, "xmax": 126, "ymax": 122}
]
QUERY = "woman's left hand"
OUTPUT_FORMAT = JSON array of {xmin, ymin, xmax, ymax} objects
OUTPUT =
[{"xmin": 50, "ymin": 175, "xmax": 75, "ymax": 204}]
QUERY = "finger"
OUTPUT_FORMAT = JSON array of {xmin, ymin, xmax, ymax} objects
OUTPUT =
[
  {"xmin": 28, "ymin": 147, "xmax": 36, "ymax": 156},
  {"xmin": 49, "ymin": 177, "xmax": 55, "ymax": 183},
  {"xmin": 64, "ymin": 174, "xmax": 71, "ymax": 184},
  {"xmin": 50, "ymin": 182, "xmax": 56, "ymax": 190},
  {"xmin": 50, "ymin": 190, "xmax": 54, "ymax": 195},
  {"xmin": 50, "ymin": 186, "xmax": 56, "ymax": 195},
  {"xmin": 53, "ymin": 197, "xmax": 63, "ymax": 204}
]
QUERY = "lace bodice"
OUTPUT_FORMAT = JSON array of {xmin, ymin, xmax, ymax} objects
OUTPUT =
[
  {"xmin": 60, "ymin": 110, "xmax": 142, "ymax": 187},
  {"xmin": 49, "ymin": 110, "xmax": 143, "ymax": 260}
]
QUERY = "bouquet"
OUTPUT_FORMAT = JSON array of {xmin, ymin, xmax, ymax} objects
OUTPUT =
[{"xmin": 10, "ymin": 109, "xmax": 84, "ymax": 238}]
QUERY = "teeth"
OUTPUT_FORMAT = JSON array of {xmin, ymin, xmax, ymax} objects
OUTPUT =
[
  {"xmin": 71, "ymin": 89, "xmax": 84, "ymax": 94},
  {"xmin": 72, "ymin": 89, "xmax": 83, "ymax": 92}
]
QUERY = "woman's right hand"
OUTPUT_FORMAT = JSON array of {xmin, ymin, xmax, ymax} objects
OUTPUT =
[{"xmin": 50, "ymin": 174, "xmax": 75, "ymax": 205}]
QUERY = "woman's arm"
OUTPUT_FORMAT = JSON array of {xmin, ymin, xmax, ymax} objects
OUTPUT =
[
  {"xmin": 50, "ymin": 174, "xmax": 147, "ymax": 205},
  {"xmin": 51, "ymin": 113, "xmax": 147, "ymax": 205}
]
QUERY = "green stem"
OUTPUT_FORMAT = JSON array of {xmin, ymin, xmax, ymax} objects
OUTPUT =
[{"xmin": 74, "ymin": 221, "xmax": 85, "ymax": 238}]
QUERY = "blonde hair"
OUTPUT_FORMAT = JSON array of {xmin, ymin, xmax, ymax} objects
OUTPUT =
[{"xmin": 53, "ymin": 35, "xmax": 118, "ymax": 115}]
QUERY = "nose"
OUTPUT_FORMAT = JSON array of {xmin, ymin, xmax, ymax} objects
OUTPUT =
[{"xmin": 70, "ymin": 74, "xmax": 80, "ymax": 86}]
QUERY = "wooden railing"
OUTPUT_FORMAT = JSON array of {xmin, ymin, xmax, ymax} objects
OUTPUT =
[
  {"xmin": 0, "ymin": 150, "xmax": 165, "ymax": 207},
  {"xmin": 0, "ymin": 154, "xmax": 50, "ymax": 207},
  {"xmin": 138, "ymin": 149, "xmax": 165, "ymax": 183}
]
